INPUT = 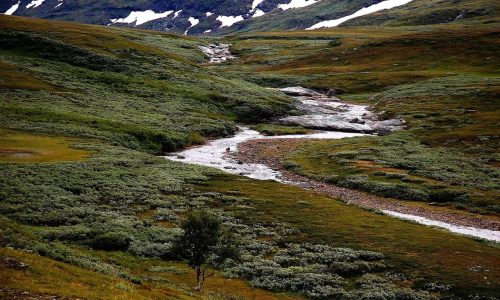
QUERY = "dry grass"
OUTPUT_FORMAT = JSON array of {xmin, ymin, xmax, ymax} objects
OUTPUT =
[{"xmin": 0, "ymin": 130, "xmax": 90, "ymax": 163}]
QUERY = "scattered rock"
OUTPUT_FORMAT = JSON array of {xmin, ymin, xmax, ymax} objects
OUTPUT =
[
  {"xmin": 198, "ymin": 44, "xmax": 235, "ymax": 64},
  {"xmin": 2, "ymin": 256, "xmax": 29, "ymax": 270},
  {"xmin": 0, "ymin": 288, "xmax": 79, "ymax": 300},
  {"xmin": 278, "ymin": 87, "xmax": 405, "ymax": 135}
]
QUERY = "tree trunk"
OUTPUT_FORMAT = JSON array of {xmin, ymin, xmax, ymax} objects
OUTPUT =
[{"xmin": 195, "ymin": 266, "xmax": 202, "ymax": 291}]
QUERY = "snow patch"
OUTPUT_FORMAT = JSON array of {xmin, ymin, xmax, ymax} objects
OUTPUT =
[
  {"xmin": 252, "ymin": 9, "xmax": 266, "ymax": 18},
  {"xmin": 278, "ymin": 0, "xmax": 320, "ymax": 11},
  {"xmin": 110, "ymin": 10, "xmax": 173, "ymax": 27},
  {"xmin": 308, "ymin": 0, "xmax": 414, "ymax": 29},
  {"xmin": 189, "ymin": 17, "xmax": 199, "ymax": 26},
  {"xmin": 26, "ymin": 0, "xmax": 45, "ymax": 9},
  {"xmin": 184, "ymin": 17, "xmax": 200, "ymax": 35},
  {"xmin": 383, "ymin": 210, "xmax": 500, "ymax": 243},
  {"xmin": 54, "ymin": 0, "xmax": 63, "ymax": 9},
  {"xmin": 252, "ymin": 0, "xmax": 266, "ymax": 10},
  {"xmin": 3, "ymin": 1, "xmax": 20, "ymax": 15},
  {"xmin": 206, "ymin": 12, "xmax": 213, "ymax": 17},
  {"xmin": 216, "ymin": 15, "xmax": 244, "ymax": 28},
  {"xmin": 173, "ymin": 10, "xmax": 182, "ymax": 19}
]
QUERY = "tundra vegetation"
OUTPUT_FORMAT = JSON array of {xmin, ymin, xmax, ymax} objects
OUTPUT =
[
  {"xmin": 0, "ymin": 12, "xmax": 499, "ymax": 300},
  {"xmin": 215, "ymin": 23, "xmax": 499, "ymax": 214}
]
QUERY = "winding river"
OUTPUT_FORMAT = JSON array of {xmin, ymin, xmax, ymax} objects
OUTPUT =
[
  {"xmin": 165, "ymin": 44, "xmax": 500, "ymax": 242},
  {"xmin": 164, "ymin": 86, "xmax": 500, "ymax": 243}
]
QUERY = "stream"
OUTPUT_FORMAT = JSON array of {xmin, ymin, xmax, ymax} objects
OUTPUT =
[{"xmin": 164, "ymin": 85, "xmax": 499, "ymax": 243}]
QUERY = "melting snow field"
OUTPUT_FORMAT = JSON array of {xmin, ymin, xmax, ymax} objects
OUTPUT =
[
  {"xmin": 165, "ymin": 127, "xmax": 363, "ymax": 181},
  {"xmin": 279, "ymin": 0, "xmax": 320, "ymax": 11},
  {"xmin": 216, "ymin": 15, "xmax": 244, "ymax": 28},
  {"xmin": 308, "ymin": 0, "xmax": 414, "ymax": 29},
  {"xmin": 110, "ymin": 10, "xmax": 173, "ymax": 26},
  {"xmin": 184, "ymin": 17, "xmax": 200, "ymax": 34},
  {"xmin": 383, "ymin": 210, "xmax": 500, "ymax": 243},
  {"xmin": 26, "ymin": 0, "xmax": 45, "ymax": 9},
  {"xmin": 3, "ymin": 1, "xmax": 20, "ymax": 15}
]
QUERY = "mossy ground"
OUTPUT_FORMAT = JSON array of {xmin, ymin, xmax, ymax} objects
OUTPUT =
[{"xmin": 0, "ymin": 130, "xmax": 90, "ymax": 163}]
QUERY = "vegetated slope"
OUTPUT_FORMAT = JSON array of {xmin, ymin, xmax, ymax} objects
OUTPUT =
[
  {"xmin": 0, "ymin": 15, "xmax": 291, "ymax": 153},
  {"xmin": 0, "ymin": 0, "xmax": 306, "ymax": 34},
  {"xmin": 343, "ymin": 0, "xmax": 500, "ymax": 26},
  {"xmin": 222, "ymin": 0, "xmax": 498, "ymax": 34},
  {"xmin": 215, "ymin": 23, "xmax": 500, "ymax": 213}
]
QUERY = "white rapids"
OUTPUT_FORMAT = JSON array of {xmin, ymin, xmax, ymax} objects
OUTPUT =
[
  {"xmin": 165, "ymin": 127, "xmax": 363, "ymax": 181},
  {"xmin": 383, "ymin": 211, "xmax": 500, "ymax": 243}
]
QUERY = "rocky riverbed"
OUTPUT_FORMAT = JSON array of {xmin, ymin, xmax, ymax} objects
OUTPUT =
[
  {"xmin": 198, "ymin": 43, "xmax": 235, "ymax": 64},
  {"xmin": 279, "ymin": 87, "xmax": 405, "ymax": 135}
]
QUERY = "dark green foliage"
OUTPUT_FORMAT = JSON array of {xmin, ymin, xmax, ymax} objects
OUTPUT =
[
  {"xmin": 0, "ymin": 31, "xmax": 127, "ymax": 72},
  {"xmin": 335, "ymin": 176, "xmax": 430, "ymax": 202},
  {"xmin": 429, "ymin": 189, "xmax": 469, "ymax": 203},
  {"xmin": 327, "ymin": 38, "xmax": 342, "ymax": 47},
  {"xmin": 92, "ymin": 232, "xmax": 132, "ymax": 251},
  {"xmin": 173, "ymin": 210, "xmax": 228, "ymax": 290},
  {"xmin": 175, "ymin": 210, "xmax": 222, "ymax": 269}
]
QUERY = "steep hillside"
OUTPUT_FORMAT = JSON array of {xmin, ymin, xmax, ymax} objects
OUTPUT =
[
  {"xmin": 3, "ymin": 0, "xmax": 497, "ymax": 35},
  {"xmin": 224, "ymin": 0, "xmax": 498, "ymax": 33},
  {"xmin": 0, "ymin": 0, "xmax": 302, "ymax": 34},
  {"xmin": 343, "ymin": 0, "xmax": 499, "ymax": 26}
]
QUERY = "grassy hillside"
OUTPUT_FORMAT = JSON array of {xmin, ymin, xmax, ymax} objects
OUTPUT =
[
  {"xmin": 1, "ymin": 15, "xmax": 499, "ymax": 299},
  {"xmin": 0, "ymin": 16, "xmax": 291, "ymax": 153}
]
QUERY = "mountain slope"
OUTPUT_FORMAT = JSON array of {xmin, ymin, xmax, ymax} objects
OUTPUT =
[
  {"xmin": 2, "ymin": 0, "xmax": 498, "ymax": 35},
  {"xmin": 0, "ymin": 0, "xmax": 292, "ymax": 34}
]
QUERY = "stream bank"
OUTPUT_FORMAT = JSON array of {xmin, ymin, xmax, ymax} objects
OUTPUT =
[{"xmin": 164, "ymin": 86, "xmax": 499, "ymax": 242}]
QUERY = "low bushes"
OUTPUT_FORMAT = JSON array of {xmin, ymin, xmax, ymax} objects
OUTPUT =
[{"xmin": 92, "ymin": 232, "xmax": 132, "ymax": 251}]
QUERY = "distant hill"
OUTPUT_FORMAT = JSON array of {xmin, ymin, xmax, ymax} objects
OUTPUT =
[{"xmin": 2, "ymin": 0, "xmax": 497, "ymax": 35}]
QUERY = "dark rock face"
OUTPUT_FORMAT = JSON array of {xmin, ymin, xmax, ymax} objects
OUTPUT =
[{"xmin": 278, "ymin": 87, "xmax": 405, "ymax": 135}]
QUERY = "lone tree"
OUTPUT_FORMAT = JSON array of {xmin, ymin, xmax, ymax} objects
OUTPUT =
[{"xmin": 175, "ymin": 210, "xmax": 223, "ymax": 291}]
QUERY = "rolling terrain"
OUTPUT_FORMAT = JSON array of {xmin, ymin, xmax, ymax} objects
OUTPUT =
[{"xmin": 0, "ymin": 3, "xmax": 499, "ymax": 300}]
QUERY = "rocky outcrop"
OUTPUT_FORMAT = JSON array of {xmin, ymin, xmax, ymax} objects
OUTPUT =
[
  {"xmin": 279, "ymin": 87, "xmax": 405, "ymax": 135},
  {"xmin": 198, "ymin": 44, "xmax": 235, "ymax": 64}
]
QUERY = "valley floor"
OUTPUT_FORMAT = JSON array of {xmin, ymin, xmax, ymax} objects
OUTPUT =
[{"xmin": 0, "ymin": 14, "xmax": 499, "ymax": 300}]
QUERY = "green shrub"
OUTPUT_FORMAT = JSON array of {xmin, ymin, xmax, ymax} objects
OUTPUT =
[
  {"xmin": 429, "ymin": 190, "xmax": 469, "ymax": 203},
  {"xmin": 92, "ymin": 232, "xmax": 132, "ymax": 251}
]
